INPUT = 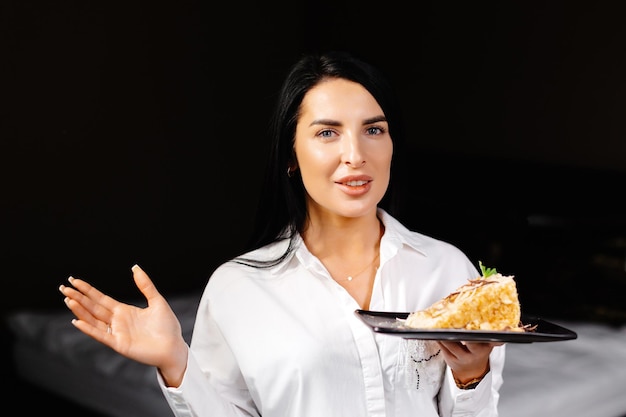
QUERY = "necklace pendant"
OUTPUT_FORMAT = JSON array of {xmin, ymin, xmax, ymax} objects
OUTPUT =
[{"xmin": 347, "ymin": 276, "xmax": 353, "ymax": 281}]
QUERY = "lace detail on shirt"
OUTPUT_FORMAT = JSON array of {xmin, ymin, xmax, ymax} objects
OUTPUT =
[{"xmin": 400, "ymin": 339, "xmax": 444, "ymax": 390}]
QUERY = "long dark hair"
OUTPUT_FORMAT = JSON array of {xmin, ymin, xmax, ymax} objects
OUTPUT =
[{"xmin": 235, "ymin": 50, "xmax": 407, "ymax": 267}]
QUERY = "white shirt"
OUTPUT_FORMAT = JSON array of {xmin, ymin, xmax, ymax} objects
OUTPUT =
[{"xmin": 159, "ymin": 209, "xmax": 505, "ymax": 416}]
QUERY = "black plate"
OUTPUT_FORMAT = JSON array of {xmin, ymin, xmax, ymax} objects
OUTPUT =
[{"xmin": 355, "ymin": 310, "xmax": 578, "ymax": 343}]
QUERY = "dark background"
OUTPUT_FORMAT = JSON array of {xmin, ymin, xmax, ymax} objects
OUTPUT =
[{"xmin": 3, "ymin": 1, "xmax": 626, "ymax": 325}]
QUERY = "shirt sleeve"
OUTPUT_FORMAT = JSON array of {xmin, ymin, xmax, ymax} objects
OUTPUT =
[
  {"xmin": 157, "ymin": 350, "xmax": 244, "ymax": 417},
  {"xmin": 156, "ymin": 282, "xmax": 260, "ymax": 417},
  {"xmin": 438, "ymin": 344, "xmax": 505, "ymax": 417}
]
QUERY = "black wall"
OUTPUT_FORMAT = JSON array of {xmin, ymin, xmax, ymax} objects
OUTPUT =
[{"xmin": 3, "ymin": 1, "xmax": 626, "ymax": 322}]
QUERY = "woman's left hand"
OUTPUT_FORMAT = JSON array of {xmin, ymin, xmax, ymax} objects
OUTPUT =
[{"xmin": 437, "ymin": 340, "xmax": 504, "ymax": 383}]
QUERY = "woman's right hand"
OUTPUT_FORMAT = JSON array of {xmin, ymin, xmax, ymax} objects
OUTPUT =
[{"xmin": 59, "ymin": 264, "xmax": 188, "ymax": 387}]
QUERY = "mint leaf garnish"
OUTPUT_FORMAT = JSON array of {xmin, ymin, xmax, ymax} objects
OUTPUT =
[{"xmin": 479, "ymin": 261, "xmax": 497, "ymax": 277}]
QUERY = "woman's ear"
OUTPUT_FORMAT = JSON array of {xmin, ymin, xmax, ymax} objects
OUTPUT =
[{"xmin": 287, "ymin": 160, "xmax": 298, "ymax": 178}]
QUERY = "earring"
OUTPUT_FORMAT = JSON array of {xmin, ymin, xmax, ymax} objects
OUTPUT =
[{"xmin": 287, "ymin": 167, "xmax": 293, "ymax": 178}]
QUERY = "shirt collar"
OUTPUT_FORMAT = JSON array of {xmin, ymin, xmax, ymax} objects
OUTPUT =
[{"xmin": 376, "ymin": 208, "xmax": 429, "ymax": 258}]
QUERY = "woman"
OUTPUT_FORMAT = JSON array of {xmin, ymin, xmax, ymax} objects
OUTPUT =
[{"xmin": 60, "ymin": 50, "xmax": 504, "ymax": 416}]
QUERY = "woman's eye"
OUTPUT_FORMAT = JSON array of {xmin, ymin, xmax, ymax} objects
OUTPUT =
[
  {"xmin": 318, "ymin": 129, "xmax": 336, "ymax": 139},
  {"xmin": 366, "ymin": 126, "xmax": 384, "ymax": 135}
]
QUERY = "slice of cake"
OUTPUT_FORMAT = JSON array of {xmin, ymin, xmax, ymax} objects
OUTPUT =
[{"xmin": 404, "ymin": 263, "xmax": 523, "ymax": 331}]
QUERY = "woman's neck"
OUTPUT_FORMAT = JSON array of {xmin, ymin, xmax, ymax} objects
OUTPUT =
[
  {"xmin": 302, "ymin": 212, "xmax": 383, "ymax": 261},
  {"xmin": 302, "ymin": 212, "xmax": 384, "ymax": 309}
]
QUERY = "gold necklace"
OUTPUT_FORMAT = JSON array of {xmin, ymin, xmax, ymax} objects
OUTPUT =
[{"xmin": 345, "ymin": 253, "xmax": 380, "ymax": 282}]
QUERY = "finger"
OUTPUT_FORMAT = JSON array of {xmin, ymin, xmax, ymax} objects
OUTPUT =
[
  {"xmin": 438, "ymin": 341, "xmax": 468, "ymax": 356},
  {"xmin": 62, "ymin": 292, "xmax": 110, "ymax": 332},
  {"xmin": 461, "ymin": 341, "xmax": 499, "ymax": 355},
  {"xmin": 66, "ymin": 276, "xmax": 120, "ymax": 312},
  {"xmin": 61, "ymin": 289, "xmax": 92, "ymax": 319},
  {"xmin": 71, "ymin": 317, "xmax": 114, "ymax": 346},
  {"xmin": 437, "ymin": 341, "xmax": 460, "ymax": 361},
  {"xmin": 59, "ymin": 279, "xmax": 114, "ymax": 325},
  {"xmin": 131, "ymin": 264, "xmax": 163, "ymax": 304}
]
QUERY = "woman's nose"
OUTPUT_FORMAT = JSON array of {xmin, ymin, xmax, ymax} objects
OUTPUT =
[{"xmin": 341, "ymin": 135, "xmax": 366, "ymax": 168}]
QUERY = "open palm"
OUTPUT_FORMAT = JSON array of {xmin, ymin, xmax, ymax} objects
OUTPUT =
[{"xmin": 59, "ymin": 264, "xmax": 185, "ymax": 369}]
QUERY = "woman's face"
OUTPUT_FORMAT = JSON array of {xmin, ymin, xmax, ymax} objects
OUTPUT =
[{"xmin": 293, "ymin": 78, "xmax": 393, "ymax": 220}]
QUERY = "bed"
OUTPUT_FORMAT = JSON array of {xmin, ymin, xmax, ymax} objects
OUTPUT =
[
  {"xmin": 6, "ymin": 293, "xmax": 201, "ymax": 417},
  {"xmin": 6, "ymin": 292, "xmax": 626, "ymax": 417}
]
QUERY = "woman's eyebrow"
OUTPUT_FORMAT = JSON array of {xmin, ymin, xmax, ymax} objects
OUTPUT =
[
  {"xmin": 364, "ymin": 115, "xmax": 387, "ymax": 124},
  {"xmin": 309, "ymin": 119, "xmax": 341, "ymax": 127},
  {"xmin": 309, "ymin": 115, "xmax": 387, "ymax": 127}
]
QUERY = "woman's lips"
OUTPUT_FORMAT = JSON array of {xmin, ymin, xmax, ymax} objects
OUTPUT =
[{"xmin": 335, "ymin": 176, "xmax": 373, "ymax": 196}]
